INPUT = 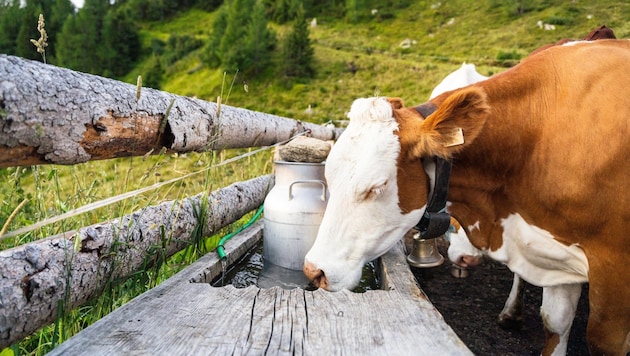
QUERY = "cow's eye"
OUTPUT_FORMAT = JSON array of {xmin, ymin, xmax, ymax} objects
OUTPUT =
[
  {"xmin": 355, "ymin": 181, "xmax": 388, "ymax": 202},
  {"xmin": 366, "ymin": 182, "xmax": 387, "ymax": 200}
]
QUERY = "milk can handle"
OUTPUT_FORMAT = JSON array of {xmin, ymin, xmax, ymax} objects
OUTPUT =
[{"xmin": 288, "ymin": 180, "xmax": 327, "ymax": 201}]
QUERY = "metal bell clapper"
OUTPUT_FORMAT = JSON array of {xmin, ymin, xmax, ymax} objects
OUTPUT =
[{"xmin": 406, "ymin": 232, "xmax": 444, "ymax": 268}]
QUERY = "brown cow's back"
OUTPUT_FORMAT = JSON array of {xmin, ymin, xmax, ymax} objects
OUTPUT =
[{"xmin": 452, "ymin": 40, "xmax": 630, "ymax": 246}]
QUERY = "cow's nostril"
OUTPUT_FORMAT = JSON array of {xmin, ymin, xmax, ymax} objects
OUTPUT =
[
  {"xmin": 462, "ymin": 255, "xmax": 482, "ymax": 267},
  {"xmin": 458, "ymin": 255, "xmax": 482, "ymax": 268},
  {"xmin": 303, "ymin": 261, "xmax": 327, "ymax": 289}
]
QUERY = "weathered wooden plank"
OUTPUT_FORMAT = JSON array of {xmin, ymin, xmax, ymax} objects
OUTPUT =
[
  {"xmin": 49, "ymin": 222, "xmax": 472, "ymax": 355},
  {"xmin": 0, "ymin": 54, "xmax": 342, "ymax": 167},
  {"xmin": 0, "ymin": 175, "xmax": 272, "ymax": 348}
]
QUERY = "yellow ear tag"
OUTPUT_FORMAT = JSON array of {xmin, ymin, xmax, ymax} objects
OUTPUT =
[{"xmin": 444, "ymin": 128, "xmax": 465, "ymax": 147}]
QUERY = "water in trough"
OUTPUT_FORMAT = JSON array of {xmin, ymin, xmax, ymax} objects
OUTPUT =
[{"xmin": 211, "ymin": 243, "xmax": 380, "ymax": 292}]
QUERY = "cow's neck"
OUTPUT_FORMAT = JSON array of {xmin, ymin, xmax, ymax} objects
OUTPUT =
[
  {"xmin": 435, "ymin": 74, "xmax": 542, "ymax": 249},
  {"xmin": 414, "ymin": 156, "xmax": 452, "ymax": 238}
]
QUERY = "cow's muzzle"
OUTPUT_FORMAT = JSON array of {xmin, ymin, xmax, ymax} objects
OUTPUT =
[
  {"xmin": 453, "ymin": 254, "xmax": 483, "ymax": 268},
  {"xmin": 303, "ymin": 261, "xmax": 329, "ymax": 290}
]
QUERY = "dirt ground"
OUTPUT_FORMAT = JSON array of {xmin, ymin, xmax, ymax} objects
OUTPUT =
[{"xmin": 410, "ymin": 237, "xmax": 590, "ymax": 356}]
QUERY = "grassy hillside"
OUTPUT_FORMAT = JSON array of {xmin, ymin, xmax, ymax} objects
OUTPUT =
[{"xmin": 126, "ymin": 1, "xmax": 629, "ymax": 125}]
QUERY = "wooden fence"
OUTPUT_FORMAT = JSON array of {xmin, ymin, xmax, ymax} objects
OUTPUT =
[
  {"xmin": 0, "ymin": 54, "xmax": 341, "ymax": 168},
  {"xmin": 0, "ymin": 54, "xmax": 342, "ymax": 348}
]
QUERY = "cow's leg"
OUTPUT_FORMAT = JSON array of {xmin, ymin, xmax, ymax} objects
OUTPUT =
[
  {"xmin": 497, "ymin": 273, "xmax": 525, "ymax": 330},
  {"xmin": 585, "ymin": 263, "xmax": 630, "ymax": 355},
  {"xmin": 540, "ymin": 283, "xmax": 582, "ymax": 356}
]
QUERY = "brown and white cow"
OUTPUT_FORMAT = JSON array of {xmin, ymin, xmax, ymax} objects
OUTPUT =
[
  {"xmin": 445, "ymin": 25, "xmax": 620, "ymax": 340},
  {"xmin": 446, "ymin": 26, "xmax": 620, "ymax": 340},
  {"xmin": 304, "ymin": 39, "xmax": 630, "ymax": 355}
]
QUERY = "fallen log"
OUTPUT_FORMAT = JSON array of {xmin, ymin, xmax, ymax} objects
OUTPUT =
[
  {"xmin": 0, "ymin": 54, "xmax": 341, "ymax": 168},
  {"xmin": 0, "ymin": 174, "xmax": 273, "ymax": 348}
]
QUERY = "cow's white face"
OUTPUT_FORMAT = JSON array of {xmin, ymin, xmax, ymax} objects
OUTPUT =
[{"xmin": 303, "ymin": 97, "xmax": 427, "ymax": 291}]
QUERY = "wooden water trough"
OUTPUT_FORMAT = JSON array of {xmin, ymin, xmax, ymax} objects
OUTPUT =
[
  {"xmin": 1, "ymin": 54, "xmax": 472, "ymax": 355},
  {"xmin": 48, "ymin": 221, "xmax": 471, "ymax": 355}
]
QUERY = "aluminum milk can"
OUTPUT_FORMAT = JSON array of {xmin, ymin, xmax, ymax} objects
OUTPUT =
[{"xmin": 263, "ymin": 161, "xmax": 328, "ymax": 270}]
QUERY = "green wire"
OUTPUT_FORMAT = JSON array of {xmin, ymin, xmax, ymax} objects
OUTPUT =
[{"xmin": 216, "ymin": 204, "xmax": 264, "ymax": 260}]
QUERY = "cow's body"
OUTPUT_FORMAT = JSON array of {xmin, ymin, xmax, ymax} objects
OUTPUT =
[
  {"xmin": 304, "ymin": 40, "xmax": 630, "ymax": 355},
  {"xmin": 424, "ymin": 62, "xmax": 573, "ymax": 350},
  {"xmin": 428, "ymin": 63, "xmax": 529, "ymax": 329},
  {"xmin": 444, "ymin": 27, "xmax": 619, "ymax": 346}
]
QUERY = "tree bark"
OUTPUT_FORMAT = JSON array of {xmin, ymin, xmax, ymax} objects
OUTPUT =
[
  {"xmin": 0, "ymin": 54, "xmax": 342, "ymax": 168},
  {"xmin": 0, "ymin": 174, "xmax": 273, "ymax": 348}
]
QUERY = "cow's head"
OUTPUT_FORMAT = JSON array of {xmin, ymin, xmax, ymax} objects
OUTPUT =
[{"xmin": 303, "ymin": 88, "xmax": 490, "ymax": 291}]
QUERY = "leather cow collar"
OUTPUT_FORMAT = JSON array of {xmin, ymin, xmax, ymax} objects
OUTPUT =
[{"xmin": 412, "ymin": 103, "xmax": 452, "ymax": 239}]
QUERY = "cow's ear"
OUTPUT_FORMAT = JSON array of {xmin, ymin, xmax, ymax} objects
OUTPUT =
[
  {"xmin": 388, "ymin": 97, "xmax": 404, "ymax": 110},
  {"xmin": 413, "ymin": 87, "xmax": 489, "ymax": 159}
]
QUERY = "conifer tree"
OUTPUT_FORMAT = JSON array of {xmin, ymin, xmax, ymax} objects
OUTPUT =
[
  {"xmin": 0, "ymin": 0, "xmax": 21, "ymax": 55},
  {"xmin": 15, "ymin": 0, "xmax": 43, "ymax": 60},
  {"xmin": 344, "ymin": 0, "xmax": 360, "ymax": 23},
  {"xmin": 264, "ymin": 0, "xmax": 299, "ymax": 24},
  {"xmin": 244, "ymin": 0, "xmax": 275, "ymax": 75},
  {"xmin": 57, "ymin": 0, "xmax": 109, "ymax": 73},
  {"xmin": 205, "ymin": 0, "xmax": 275, "ymax": 76},
  {"xmin": 57, "ymin": 0, "xmax": 138, "ymax": 77},
  {"xmin": 282, "ymin": 4, "xmax": 315, "ymax": 78},
  {"xmin": 202, "ymin": 4, "xmax": 228, "ymax": 68},
  {"xmin": 56, "ymin": 12, "xmax": 83, "ymax": 69},
  {"xmin": 47, "ymin": 0, "xmax": 75, "ymax": 63},
  {"xmin": 13, "ymin": 0, "xmax": 73, "ymax": 63},
  {"xmin": 101, "ymin": 8, "xmax": 140, "ymax": 77},
  {"xmin": 143, "ymin": 55, "xmax": 163, "ymax": 89},
  {"xmin": 218, "ymin": 0, "xmax": 254, "ymax": 72}
]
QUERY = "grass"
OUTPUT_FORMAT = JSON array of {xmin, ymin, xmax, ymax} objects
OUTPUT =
[
  {"xmin": 1, "ymin": 0, "xmax": 629, "ymax": 354},
  {"xmin": 1, "ymin": 150, "xmax": 269, "ymax": 245},
  {"xmin": 141, "ymin": 0, "xmax": 629, "ymax": 125}
]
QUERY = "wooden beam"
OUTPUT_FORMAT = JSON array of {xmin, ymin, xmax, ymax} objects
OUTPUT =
[
  {"xmin": 0, "ymin": 174, "xmax": 273, "ymax": 348},
  {"xmin": 0, "ymin": 55, "xmax": 342, "ymax": 168}
]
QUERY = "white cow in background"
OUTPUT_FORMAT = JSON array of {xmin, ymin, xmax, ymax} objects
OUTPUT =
[{"xmin": 429, "ymin": 62, "xmax": 487, "ymax": 99}]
